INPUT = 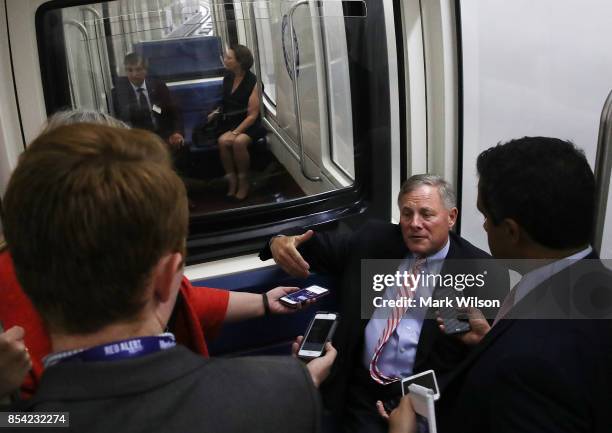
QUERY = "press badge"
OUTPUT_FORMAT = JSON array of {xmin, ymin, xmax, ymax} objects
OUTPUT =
[{"xmin": 152, "ymin": 104, "xmax": 162, "ymax": 114}]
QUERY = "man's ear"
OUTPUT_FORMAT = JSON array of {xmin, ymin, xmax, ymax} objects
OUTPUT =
[
  {"xmin": 153, "ymin": 252, "xmax": 184, "ymax": 304},
  {"xmin": 502, "ymin": 218, "xmax": 521, "ymax": 244},
  {"xmin": 448, "ymin": 207, "xmax": 459, "ymax": 229}
]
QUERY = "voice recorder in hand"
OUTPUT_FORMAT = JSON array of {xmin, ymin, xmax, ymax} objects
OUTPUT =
[
  {"xmin": 297, "ymin": 311, "xmax": 339, "ymax": 359},
  {"xmin": 401, "ymin": 370, "xmax": 440, "ymax": 401}
]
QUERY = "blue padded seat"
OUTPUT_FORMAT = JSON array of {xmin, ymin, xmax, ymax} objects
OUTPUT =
[
  {"xmin": 194, "ymin": 267, "xmax": 338, "ymax": 357},
  {"xmin": 133, "ymin": 36, "xmax": 225, "ymax": 80},
  {"xmin": 167, "ymin": 79, "xmax": 223, "ymax": 146}
]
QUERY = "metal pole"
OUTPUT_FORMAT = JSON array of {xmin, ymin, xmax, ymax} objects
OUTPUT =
[
  {"xmin": 64, "ymin": 20, "xmax": 100, "ymax": 109},
  {"xmin": 288, "ymin": 0, "xmax": 321, "ymax": 181},
  {"xmin": 593, "ymin": 89, "xmax": 612, "ymax": 253}
]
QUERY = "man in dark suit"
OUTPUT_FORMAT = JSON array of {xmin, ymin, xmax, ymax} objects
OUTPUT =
[
  {"xmin": 260, "ymin": 174, "xmax": 509, "ymax": 433},
  {"xmin": 3, "ymin": 124, "xmax": 332, "ymax": 433},
  {"xmin": 432, "ymin": 137, "xmax": 612, "ymax": 433},
  {"xmin": 112, "ymin": 53, "xmax": 184, "ymax": 149}
]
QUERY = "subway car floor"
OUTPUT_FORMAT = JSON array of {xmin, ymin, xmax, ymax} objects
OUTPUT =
[{"xmin": 183, "ymin": 159, "xmax": 306, "ymax": 214}]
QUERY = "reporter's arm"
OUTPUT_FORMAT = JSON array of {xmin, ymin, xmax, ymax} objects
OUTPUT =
[{"xmin": 224, "ymin": 286, "xmax": 301, "ymax": 323}]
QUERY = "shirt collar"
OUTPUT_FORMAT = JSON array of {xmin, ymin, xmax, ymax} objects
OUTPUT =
[
  {"xmin": 428, "ymin": 238, "xmax": 450, "ymax": 261},
  {"xmin": 131, "ymin": 80, "xmax": 148, "ymax": 93},
  {"xmin": 514, "ymin": 246, "xmax": 593, "ymax": 305},
  {"xmin": 409, "ymin": 237, "xmax": 450, "ymax": 273}
]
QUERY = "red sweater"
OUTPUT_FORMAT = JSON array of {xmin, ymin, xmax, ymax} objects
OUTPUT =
[{"xmin": 0, "ymin": 251, "xmax": 229, "ymax": 398}]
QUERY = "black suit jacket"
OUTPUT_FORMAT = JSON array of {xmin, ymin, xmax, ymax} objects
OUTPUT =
[
  {"xmin": 260, "ymin": 220, "xmax": 508, "ymax": 418},
  {"xmin": 112, "ymin": 77, "xmax": 183, "ymax": 140},
  {"xmin": 12, "ymin": 346, "xmax": 321, "ymax": 433},
  {"xmin": 437, "ymin": 252, "xmax": 612, "ymax": 433}
]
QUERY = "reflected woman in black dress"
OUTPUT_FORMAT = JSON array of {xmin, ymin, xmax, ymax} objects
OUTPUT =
[{"xmin": 213, "ymin": 44, "xmax": 263, "ymax": 200}]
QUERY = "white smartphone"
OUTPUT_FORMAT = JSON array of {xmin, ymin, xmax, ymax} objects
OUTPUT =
[
  {"xmin": 297, "ymin": 311, "xmax": 339, "ymax": 359},
  {"xmin": 401, "ymin": 369, "xmax": 440, "ymax": 401},
  {"xmin": 280, "ymin": 285, "xmax": 330, "ymax": 308}
]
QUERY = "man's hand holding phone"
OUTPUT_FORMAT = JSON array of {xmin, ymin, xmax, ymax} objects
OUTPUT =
[
  {"xmin": 291, "ymin": 336, "xmax": 337, "ymax": 388},
  {"xmin": 436, "ymin": 307, "xmax": 490, "ymax": 345},
  {"xmin": 290, "ymin": 311, "xmax": 339, "ymax": 387}
]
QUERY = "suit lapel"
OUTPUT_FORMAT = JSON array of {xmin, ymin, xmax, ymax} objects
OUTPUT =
[
  {"xmin": 414, "ymin": 235, "xmax": 458, "ymax": 369},
  {"xmin": 129, "ymin": 85, "xmax": 137, "ymax": 104},
  {"xmin": 146, "ymin": 79, "xmax": 155, "ymax": 102},
  {"xmin": 441, "ymin": 315, "xmax": 515, "ymax": 390},
  {"xmin": 344, "ymin": 226, "xmax": 408, "ymax": 367}
]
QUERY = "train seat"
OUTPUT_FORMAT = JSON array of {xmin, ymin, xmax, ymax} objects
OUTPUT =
[
  {"xmin": 194, "ymin": 267, "xmax": 339, "ymax": 357},
  {"xmin": 167, "ymin": 79, "xmax": 223, "ymax": 147},
  {"xmin": 133, "ymin": 36, "xmax": 224, "ymax": 80}
]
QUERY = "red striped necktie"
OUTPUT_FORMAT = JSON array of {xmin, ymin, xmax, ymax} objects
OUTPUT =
[{"xmin": 369, "ymin": 256, "xmax": 426, "ymax": 385}]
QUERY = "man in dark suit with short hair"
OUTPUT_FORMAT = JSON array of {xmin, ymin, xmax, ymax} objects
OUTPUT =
[
  {"xmin": 112, "ymin": 53, "xmax": 184, "ymax": 149},
  {"xmin": 433, "ymin": 137, "xmax": 612, "ymax": 433},
  {"xmin": 260, "ymin": 174, "xmax": 509, "ymax": 433}
]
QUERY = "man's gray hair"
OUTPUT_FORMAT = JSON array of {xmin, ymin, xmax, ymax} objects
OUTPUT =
[
  {"xmin": 398, "ymin": 174, "xmax": 457, "ymax": 209},
  {"xmin": 44, "ymin": 109, "xmax": 128, "ymax": 133}
]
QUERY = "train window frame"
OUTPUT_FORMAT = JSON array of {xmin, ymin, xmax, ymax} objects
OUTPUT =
[{"xmin": 34, "ymin": 0, "xmax": 394, "ymax": 264}]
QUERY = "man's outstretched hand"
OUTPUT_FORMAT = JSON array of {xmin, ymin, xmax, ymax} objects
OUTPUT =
[{"xmin": 270, "ymin": 230, "xmax": 315, "ymax": 278}]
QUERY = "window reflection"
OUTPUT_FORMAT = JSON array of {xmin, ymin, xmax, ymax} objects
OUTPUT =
[{"xmin": 42, "ymin": 0, "xmax": 359, "ymax": 216}]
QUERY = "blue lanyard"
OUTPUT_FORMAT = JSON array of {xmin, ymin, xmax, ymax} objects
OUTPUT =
[{"xmin": 44, "ymin": 333, "xmax": 176, "ymax": 368}]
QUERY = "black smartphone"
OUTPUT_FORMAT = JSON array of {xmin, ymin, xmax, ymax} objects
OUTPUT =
[
  {"xmin": 280, "ymin": 285, "xmax": 329, "ymax": 308},
  {"xmin": 438, "ymin": 307, "xmax": 471, "ymax": 335},
  {"xmin": 298, "ymin": 311, "xmax": 339, "ymax": 359}
]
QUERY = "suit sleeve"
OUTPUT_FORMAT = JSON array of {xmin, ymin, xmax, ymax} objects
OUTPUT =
[
  {"xmin": 488, "ymin": 349, "xmax": 595, "ymax": 433},
  {"xmin": 158, "ymin": 81, "xmax": 184, "ymax": 136},
  {"xmin": 111, "ymin": 87, "xmax": 119, "ymax": 118},
  {"xmin": 259, "ymin": 227, "xmax": 354, "ymax": 276},
  {"xmin": 111, "ymin": 86, "xmax": 128, "ymax": 124}
]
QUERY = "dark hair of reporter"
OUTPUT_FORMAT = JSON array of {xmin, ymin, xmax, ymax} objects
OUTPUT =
[
  {"xmin": 2, "ymin": 124, "xmax": 188, "ymax": 334},
  {"xmin": 476, "ymin": 136, "xmax": 594, "ymax": 249}
]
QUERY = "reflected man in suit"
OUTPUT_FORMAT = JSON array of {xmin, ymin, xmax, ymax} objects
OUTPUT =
[
  {"xmin": 261, "ymin": 174, "xmax": 508, "ymax": 433},
  {"xmin": 112, "ymin": 53, "xmax": 184, "ymax": 149}
]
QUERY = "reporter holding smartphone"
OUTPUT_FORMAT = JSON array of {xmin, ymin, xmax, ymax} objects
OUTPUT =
[
  {"xmin": 292, "ymin": 337, "xmax": 338, "ymax": 388},
  {"xmin": 3, "ymin": 124, "xmax": 327, "ymax": 432}
]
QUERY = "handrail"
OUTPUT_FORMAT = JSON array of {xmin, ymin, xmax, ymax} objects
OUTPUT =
[
  {"xmin": 263, "ymin": 117, "xmax": 301, "ymax": 163},
  {"xmin": 593, "ymin": 89, "xmax": 612, "ymax": 254},
  {"xmin": 248, "ymin": 2, "xmax": 266, "ymax": 124},
  {"xmin": 63, "ymin": 20, "xmax": 99, "ymax": 109},
  {"xmin": 287, "ymin": 0, "xmax": 321, "ymax": 181},
  {"xmin": 81, "ymin": 7, "xmax": 111, "ymax": 113}
]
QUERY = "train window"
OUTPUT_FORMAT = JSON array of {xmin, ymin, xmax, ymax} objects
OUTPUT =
[
  {"xmin": 35, "ymin": 0, "xmax": 386, "ymax": 262},
  {"xmin": 253, "ymin": 2, "xmax": 277, "ymax": 107}
]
